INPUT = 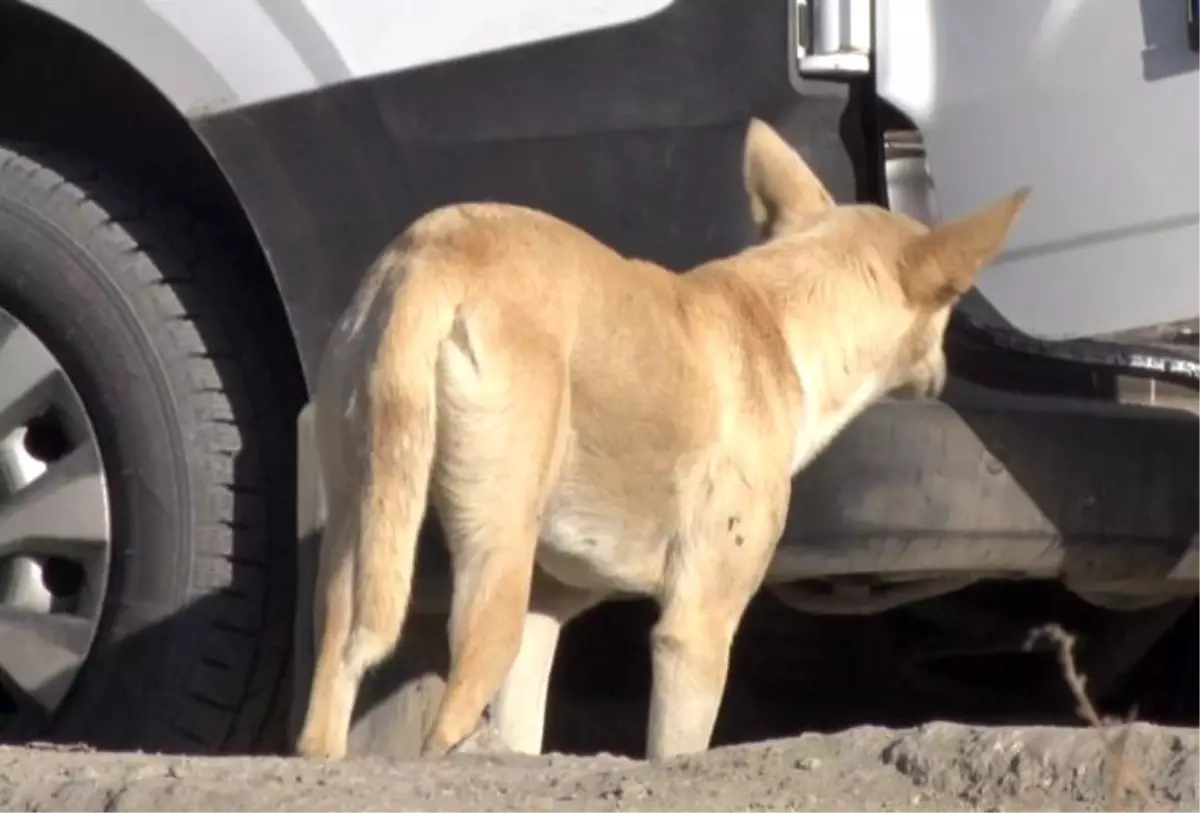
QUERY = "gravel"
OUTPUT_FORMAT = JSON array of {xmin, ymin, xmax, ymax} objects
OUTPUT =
[{"xmin": 0, "ymin": 722, "xmax": 1194, "ymax": 812}]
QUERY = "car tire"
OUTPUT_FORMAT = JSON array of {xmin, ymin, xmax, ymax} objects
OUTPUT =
[{"xmin": 0, "ymin": 143, "xmax": 301, "ymax": 753}]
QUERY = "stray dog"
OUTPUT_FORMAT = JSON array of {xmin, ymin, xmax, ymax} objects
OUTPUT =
[{"xmin": 294, "ymin": 118, "xmax": 1030, "ymax": 762}]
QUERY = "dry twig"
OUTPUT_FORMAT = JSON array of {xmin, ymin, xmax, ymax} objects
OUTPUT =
[{"xmin": 1024, "ymin": 623, "xmax": 1159, "ymax": 812}]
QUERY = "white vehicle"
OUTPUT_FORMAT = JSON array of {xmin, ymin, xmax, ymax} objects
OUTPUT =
[{"xmin": 0, "ymin": 0, "xmax": 1194, "ymax": 755}]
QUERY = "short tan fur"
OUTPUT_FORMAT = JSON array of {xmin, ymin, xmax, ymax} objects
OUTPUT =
[{"xmin": 295, "ymin": 117, "xmax": 1030, "ymax": 762}]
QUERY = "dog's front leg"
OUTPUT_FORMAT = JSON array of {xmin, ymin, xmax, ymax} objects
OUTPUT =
[
  {"xmin": 646, "ymin": 602, "xmax": 737, "ymax": 760},
  {"xmin": 490, "ymin": 568, "xmax": 606, "ymax": 754},
  {"xmin": 646, "ymin": 475, "xmax": 789, "ymax": 761}
]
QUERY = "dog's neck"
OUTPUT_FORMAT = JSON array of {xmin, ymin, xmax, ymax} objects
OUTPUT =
[
  {"xmin": 710, "ymin": 237, "xmax": 904, "ymax": 475},
  {"xmin": 785, "ymin": 354, "xmax": 883, "ymax": 474}
]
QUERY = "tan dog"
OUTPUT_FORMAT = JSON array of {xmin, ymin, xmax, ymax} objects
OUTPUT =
[{"xmin": 294, "ymin": 118, "xmax": 1030, "ymax": 762}]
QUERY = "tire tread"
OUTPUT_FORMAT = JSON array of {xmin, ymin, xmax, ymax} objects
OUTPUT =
[{"xmin": 0, "ymin": 143, "xmax": 301, "ymax": 753}]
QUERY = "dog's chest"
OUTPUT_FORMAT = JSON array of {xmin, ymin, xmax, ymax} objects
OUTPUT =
[{"xmin": 788, "ymin": 367, "xmax": 882, "ymax": 474}]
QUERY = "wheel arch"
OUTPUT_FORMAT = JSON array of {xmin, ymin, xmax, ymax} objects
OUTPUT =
[{"xmin": 0, "ymin": 0, "xmax": 306, "ymax": 389}]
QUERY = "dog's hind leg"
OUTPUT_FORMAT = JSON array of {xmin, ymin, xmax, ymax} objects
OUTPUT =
[
  {"xmin": 422, "ymin": 327, "xmax": 571, "ymax": 757},
  {"xmin": 490, "ymin": 569, "xmax": 605, "ymax": 754},
  {"xmin": 295, "ymin": 509, "xmax": 360, "ymax": 759}
]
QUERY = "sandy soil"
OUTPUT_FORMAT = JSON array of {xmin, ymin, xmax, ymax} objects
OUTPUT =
[{"xmin": 1, "ymin": 722, "xmax": 1194, "ymax": 812}]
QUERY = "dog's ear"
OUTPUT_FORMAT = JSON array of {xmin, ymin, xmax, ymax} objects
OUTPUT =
[
  {"xmin": 743, "ymin": 118, "xmax": 834, "ymax": 238},
  {"xmin": 898, "ymin": 186, "xmax": 1031, "ymax": 309}
]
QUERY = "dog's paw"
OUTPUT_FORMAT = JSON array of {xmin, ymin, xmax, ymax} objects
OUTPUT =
[
  {"xmin": 446, "ymin": 720, "xmax": 514, "ymax": 756},
  {"xmin": 294, "ymin": 729, "xmax": 348, "ymax": 761}
]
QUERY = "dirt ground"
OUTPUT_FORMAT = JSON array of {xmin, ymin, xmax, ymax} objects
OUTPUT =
[{"xmin": 0, "ymin": 722, "xmax": 1194, "ymax": 812}]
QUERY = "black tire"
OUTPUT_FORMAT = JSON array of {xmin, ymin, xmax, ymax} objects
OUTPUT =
[{"xmin": 0, "ymin": 143, "xmax": 301, "ymax": 753}]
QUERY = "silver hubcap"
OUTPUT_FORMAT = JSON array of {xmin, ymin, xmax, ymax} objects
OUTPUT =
[{"xmin": 0, "ymin": 305, "xmax": 111, "ymax": 730}]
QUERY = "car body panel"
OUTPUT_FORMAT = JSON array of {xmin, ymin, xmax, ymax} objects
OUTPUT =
[
  {"xmin": 188, "ymin": 0, "xmax": 861, "ymax": 381},
  {"xmin": 875, "ymin": 0, "xmax": 1199, "ymax": 341},
  {"xmin": 16, "ymin": 0, "xmax": 860, "ymax": 383},
  {"xmin": 18, "ymin": 0, "xmax": 238, "ymax": 116},
  {"xmin": 20, "ymin": 0, "xmax": 673, "ymax": 114}
]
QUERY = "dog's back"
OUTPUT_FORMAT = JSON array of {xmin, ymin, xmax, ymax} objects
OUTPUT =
[{"xmin": 314, "ymin": 201, "xmax": 705, "ymax": 499}]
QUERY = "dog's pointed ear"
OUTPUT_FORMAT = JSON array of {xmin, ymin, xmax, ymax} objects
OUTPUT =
[
  {"xmin": 743, "ymin": 117, "xmax": 834, "ymax": 238},
  {"xmin": 899, "ymin": 186, "xmax": 1032, "ymax": 308}
]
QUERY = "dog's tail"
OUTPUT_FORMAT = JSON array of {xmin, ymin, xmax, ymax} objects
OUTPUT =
[{"xmin": 344, "ymin": 260, "xmax": 462, "ymax": 675}]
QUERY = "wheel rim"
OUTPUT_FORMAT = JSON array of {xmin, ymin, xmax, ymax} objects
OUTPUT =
[{"xmin": 0, "ymin": 305, "xmax": 111, "ymax": 736}]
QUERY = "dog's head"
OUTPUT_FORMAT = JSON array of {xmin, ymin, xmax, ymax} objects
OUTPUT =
[{"xmin": 742, "ymin": 118, "xmax": 1029, "ymax": 401}]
